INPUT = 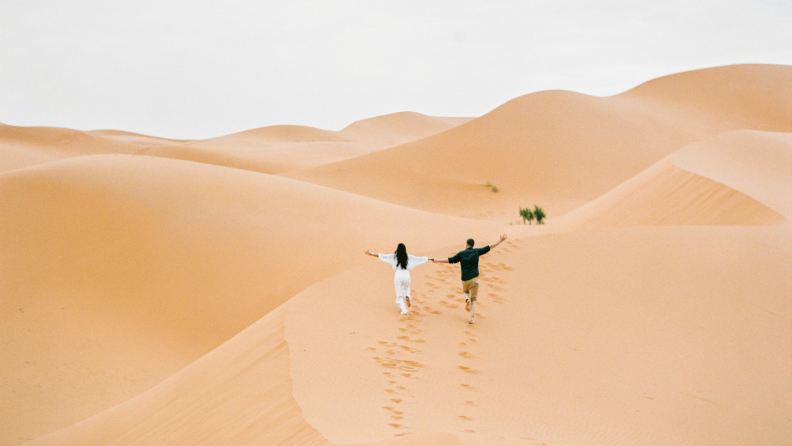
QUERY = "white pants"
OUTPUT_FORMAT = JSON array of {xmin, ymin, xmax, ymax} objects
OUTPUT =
[{"xmin": 394, "ymin": 269, "xmax": 411, "ymax": 314}]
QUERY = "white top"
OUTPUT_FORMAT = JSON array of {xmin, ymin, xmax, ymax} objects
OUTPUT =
[{"xmin": 378, "ymin": 253, "xmax": 429, "ymax": 271}]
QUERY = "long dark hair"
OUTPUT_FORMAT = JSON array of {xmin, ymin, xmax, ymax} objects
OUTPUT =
[{"xmin": 395, "ymin": 243, "xmax": 408, "ymax": 269}]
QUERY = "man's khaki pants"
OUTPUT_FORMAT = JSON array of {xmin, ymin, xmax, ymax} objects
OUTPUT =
[{"xmin": 462, "ymin": 277, "xmax": 479, "ymax": 321}]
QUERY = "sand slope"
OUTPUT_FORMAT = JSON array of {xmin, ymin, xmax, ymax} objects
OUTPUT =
[
  {"xmin": 284, "ymin": 64, "xmax": 792, "ymax": 219},
  {"xmin": 668, "ymin": 130, "xmax": 792, "ymax": 220},
  {"xmin": 27, "ymin": 225, "xmax": 792, "ymax": 446},
  {"xmin": 23, "ymin": 306, "xmax": 331, "ymax": 446},
  {"xmin": 561, "ymin": 130, "xmax": 791, "ymax": 229},
  {"xmin": 1, "ymin": 154, "xmax": 500, "ymax": 444},
  {"xmin": 286, "ymin": 226, "xmax": 792, "ymax": 446}
]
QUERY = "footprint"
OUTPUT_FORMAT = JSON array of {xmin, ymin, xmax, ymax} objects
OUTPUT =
[
  {"xmin": 401, "ymin": 373, "xmax": 411, "ymax": 377},
  {"xmin": 383, "ymin": 406, "xmax": 394, "ymax": 410},
  {"xmin": 458, "ymin": 366, "xmax": 480, "ymax": 374},
  {"xmin": 388, "ymin": 423, "xmax": 404, "ymax": 428},
  {"xmin": 458, "ymin": 352, "xmax": 474, "ymax": 358},
  {"xmin": 458, "ymin": 415, "xmax": 473, "ymax": 420},
  {"xmin": 390, "ymin": 398, "xmax": 402, "ymax": 403},
  {"xmin": 464, "ymin": 400, "xmax": 474, "ymax": 406}
]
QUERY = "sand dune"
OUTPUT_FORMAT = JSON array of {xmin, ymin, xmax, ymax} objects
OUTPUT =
[
  {"xmin": 142, "ymin": 112, "xmax": 473, "ymax": 174},
  {"xmin": 87, "ymin": 129, "xmax": 190, "ymax": 146},
  {"xmin": 284, "ymin": 64, "xmax": 792, "ymax": 219},
  {"xmin": 0, "ymin": 124, "xmax": 143, "ymax": 173},
  {"xmin": 27, "ymin": 225, "xmax": 792, "ymax": 446},
  {"xmin": 668, "ymin": 130, "xmax": 792, "ymax": 220},
  {"xmin": 1, "ymin": 112, "xmax": 471, "ymax": 176},
  {"xmin": 339, "ymin": 113, "xmax": 473, "ymax": 148},
  {"xmin": 561, "ymin": 130, "xmax": 791, "ymax": 229},
  {"xmin": 1, "ymin": 154, "xmax": 501, "ymax": 444}
]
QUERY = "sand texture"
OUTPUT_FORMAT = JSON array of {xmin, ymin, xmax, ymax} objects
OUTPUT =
[{"xmin": 2, "ymin": 64, "xmax": 791, "ymax": 446}]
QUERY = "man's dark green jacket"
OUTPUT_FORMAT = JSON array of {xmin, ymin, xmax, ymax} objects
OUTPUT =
[{"xmin": 448, "ymin": 246, "xmax": 490, "ymax": 281}]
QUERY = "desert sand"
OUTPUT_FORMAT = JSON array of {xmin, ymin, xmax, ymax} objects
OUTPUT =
[{"xmin": 2, "ymin": 64, "xmax": 790, "ymax": 446}]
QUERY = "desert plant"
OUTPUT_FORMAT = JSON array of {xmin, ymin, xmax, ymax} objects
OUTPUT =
[
  {"xmin": 485, "ymin": 181, "xmax": 499, "ymax": 192},
  {"xmin": 533, "ymin": 204, "xmax": 546, "ymax": 224},
  {"xmin": 519, "ymin": 207, "xmax": 534, "ymax": 224}
]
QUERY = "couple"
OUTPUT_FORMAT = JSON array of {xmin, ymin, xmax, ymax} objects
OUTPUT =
[{"xmin": 365, "ymin": 234, "xmax": 507, "ymax": 324}]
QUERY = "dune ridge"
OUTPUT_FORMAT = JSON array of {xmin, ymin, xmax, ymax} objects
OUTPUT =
[
  {"xmin": 560, "ymin": 130, "xmax": 792, "ymax": 229},
  {"xmin": 141, "ymin": 112, "xmax": 473, "ymax": 174},
  {"xmin": 1, "ymin": 112, "xmax": 472, "ymax": 175},
  {"xmin": 284, "ymin": 64, "xmax": 792, "ymax": 219}
]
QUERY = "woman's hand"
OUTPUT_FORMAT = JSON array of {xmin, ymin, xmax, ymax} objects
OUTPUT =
[{"xmin": 365, "ymin": 250, "xmax": 375, "ymax": 256}]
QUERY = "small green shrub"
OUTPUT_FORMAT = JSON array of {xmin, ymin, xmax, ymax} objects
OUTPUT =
[
  {"xmin": 485, "ymin": 181, "xmax": 499, "ymax": 193},
  {"xmin": 533, "ymin": 204, "xmax": 546, "ymax": 224},
  {"xmin": 519, "ymin": 207, "xmax": 534, "ymax": 224}
]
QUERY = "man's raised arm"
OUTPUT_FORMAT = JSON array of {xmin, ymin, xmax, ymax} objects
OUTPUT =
[{"xmin": 489, "ymin": 234, "xmax": 508, "ymax": 249}]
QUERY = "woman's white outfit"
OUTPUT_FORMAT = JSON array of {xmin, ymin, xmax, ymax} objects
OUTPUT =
[{"xmin": 378, "ymin": 253, "xmax": 429, "ymax": 314}]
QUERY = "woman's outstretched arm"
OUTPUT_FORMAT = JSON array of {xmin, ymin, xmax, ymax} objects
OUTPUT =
[{"xmin": 364, "ymin": 250, "xmax": 378, "ymax": 257}]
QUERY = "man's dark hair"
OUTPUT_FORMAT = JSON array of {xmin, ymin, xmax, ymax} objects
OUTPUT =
[{"xmin": 466, "ymin": 238, "xmax": 475, "ymax": 247}]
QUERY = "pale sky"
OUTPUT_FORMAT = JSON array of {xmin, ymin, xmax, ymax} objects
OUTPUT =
[{"xmin": 1, "ymin": 0, "xmax": 790, "ymax": 139}]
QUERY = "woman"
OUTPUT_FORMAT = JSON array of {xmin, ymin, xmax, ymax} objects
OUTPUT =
[{"xmin": 365, "ymin": 244, "xmax": 433, "ymax": 314}]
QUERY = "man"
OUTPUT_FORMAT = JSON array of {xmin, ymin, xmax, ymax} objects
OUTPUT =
[{"xmin": 433, "ymin": 234, "xmax": 507, "ymax": 324}]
